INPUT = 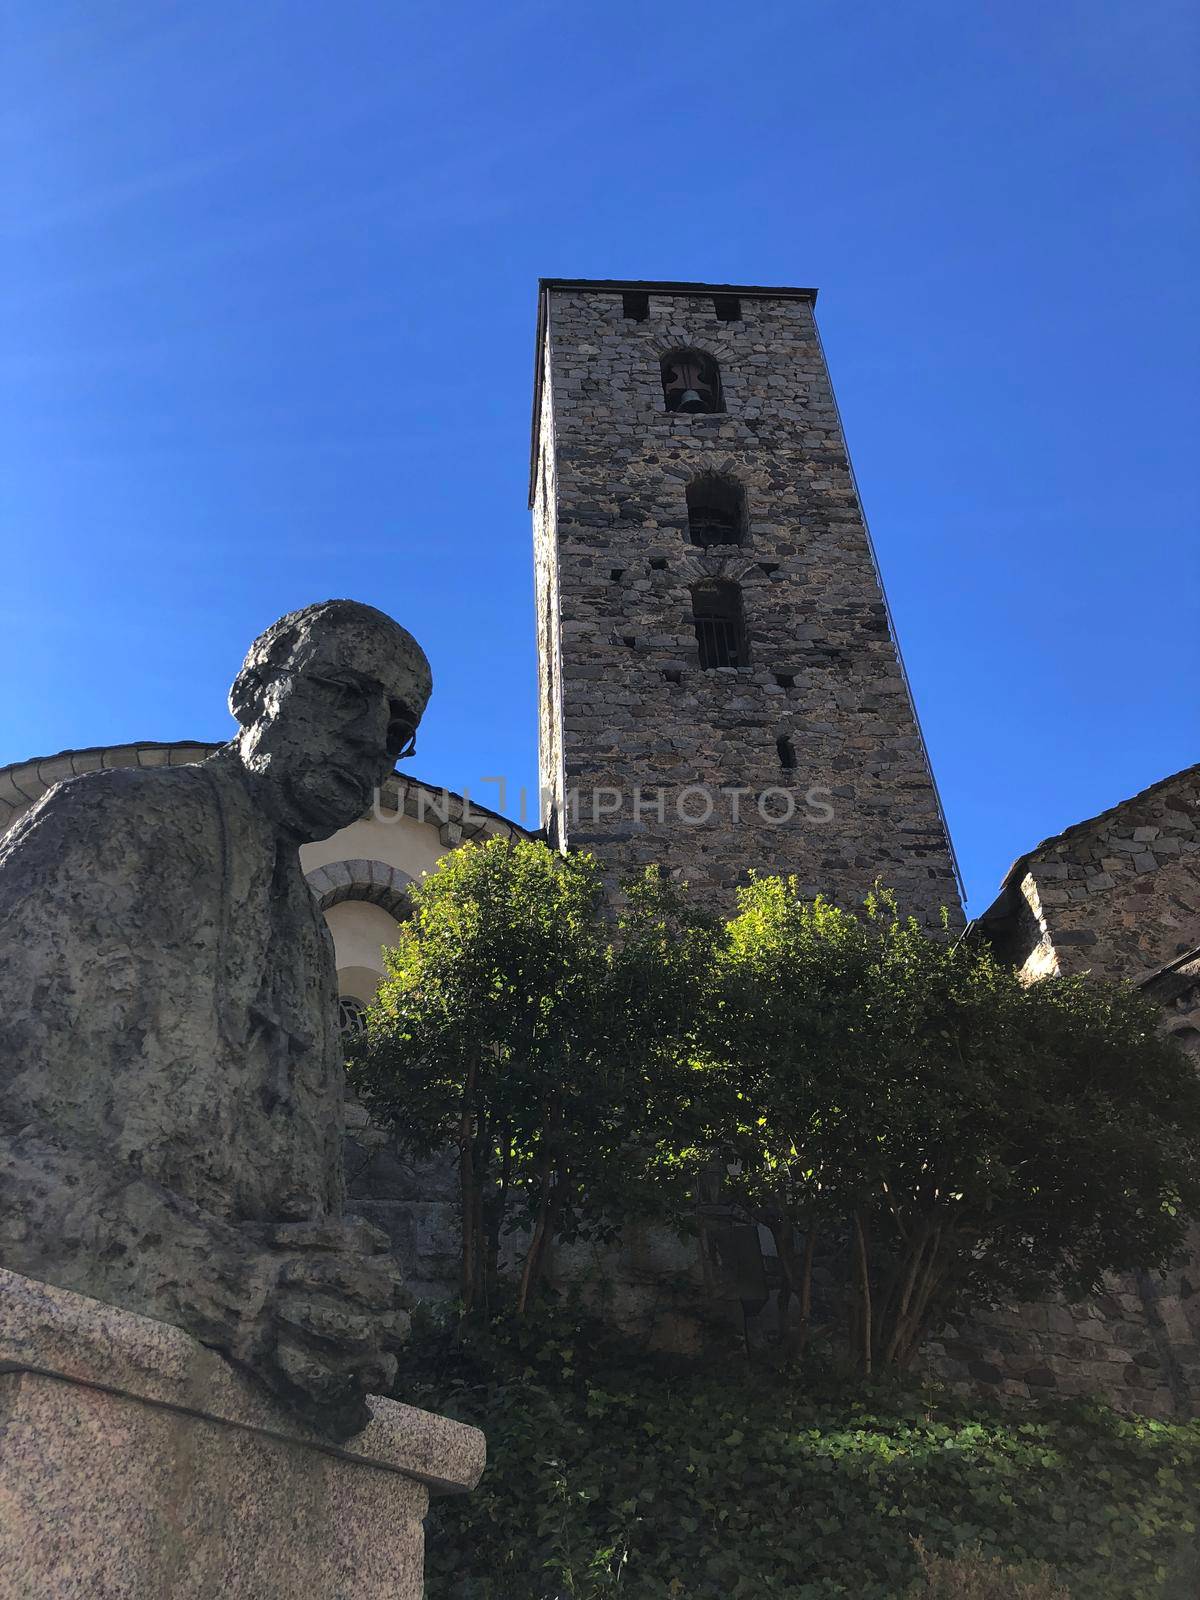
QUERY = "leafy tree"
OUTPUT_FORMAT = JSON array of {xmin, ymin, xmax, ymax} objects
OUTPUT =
[
  {"xmin": 349, "ymin": 839, "xmax": 706, "ymax": 1315},
  {"xmin": 697, "ymin": 877, "xmax": 1200, "ymax": 1371},
  {"xmin": 354, "ymin": 851, "xmax": 1200, "ymax": 1369}
]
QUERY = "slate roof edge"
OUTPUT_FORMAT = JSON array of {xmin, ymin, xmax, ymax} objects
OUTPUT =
[{"xmin": 0, "ymin": 741, "xmax": 536, "ymax": 840}]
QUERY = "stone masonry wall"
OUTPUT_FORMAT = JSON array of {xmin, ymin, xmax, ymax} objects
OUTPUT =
[
  {"xmin": 532, "ymin": 283, "xmax": 962, "ymax": 925},
  {"xmin": 994, "ymin": 765, "xmax": 1200, "ymax": 984},
  {"xmin": 923, "ymin": 1273, "xmax": 1200, "ymax": 1419},
  {"xmin": 955, "ymin": 766, "xmax": 1200, "ymax": 1417}
]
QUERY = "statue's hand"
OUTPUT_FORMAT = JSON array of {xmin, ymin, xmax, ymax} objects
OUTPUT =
[{"xmin": 237, "ymin": 1215, "xmax": 411, "ymax": 1441}]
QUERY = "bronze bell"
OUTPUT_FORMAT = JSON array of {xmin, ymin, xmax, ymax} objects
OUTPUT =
[{"xmin": 677, "ymin": 388, "xmax": 708, "ymax": 414}]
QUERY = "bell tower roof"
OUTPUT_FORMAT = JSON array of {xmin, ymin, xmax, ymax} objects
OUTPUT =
[{"xmin": 537, "ymin": 277, "xmax": 818, "ymax": 298}]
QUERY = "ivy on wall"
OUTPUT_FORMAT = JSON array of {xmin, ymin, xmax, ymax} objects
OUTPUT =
[{"xmin": 403, "ymin": 1305, "xmax": 1200, "ymax": 1600}]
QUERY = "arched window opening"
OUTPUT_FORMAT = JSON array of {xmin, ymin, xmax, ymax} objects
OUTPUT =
[
  {"xmin": 776, "ymin": 735, "xmax": 797, "ymax": 771},
  {"xmin": 660, "ymin": 349, "xmax": 723, "ymax": 414},
  {"xmin": 686, "ymin": 474, "xmax": 745, "ymax": 548},
  {"xmin": 691, "ymin": 580, "xmax": 748, "ymax": 670}
]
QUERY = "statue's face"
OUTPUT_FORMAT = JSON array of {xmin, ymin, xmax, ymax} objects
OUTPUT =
[{"xmin": 238, "ymin": 623, "xmax": 430, "ymax": 840}]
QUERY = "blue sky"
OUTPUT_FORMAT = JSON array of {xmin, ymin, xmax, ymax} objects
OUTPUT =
[{"xmin": 2, "ymin": 0, "xmax": 1196, "ymax": 914}]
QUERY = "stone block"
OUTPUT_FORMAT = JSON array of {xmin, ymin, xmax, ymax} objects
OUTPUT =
[
  {"xmin": 1023, "ymin": 1366, "xmax": 1058, "ymax": 1388},
  {"xmin": 969, "ymin": 1360, "xmax": 1004, "ymax": 1384},
  {"xmin": 0, "ymin": 1269, "xmax": 484, "ymax": 1600},
  {"xmin": 348, "ymin": 1200, "xmax": 460, "ymax": 1276}
]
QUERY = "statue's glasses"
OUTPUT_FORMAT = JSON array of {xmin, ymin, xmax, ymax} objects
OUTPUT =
[{"xmin": 299, "ymin": 671, "xmax": 419, "ymax": 762}]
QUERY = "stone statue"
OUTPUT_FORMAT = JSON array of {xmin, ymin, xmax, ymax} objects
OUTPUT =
[{"xmin": 0, "ymin": 600, "xmax": 432, "ymax": 1440}]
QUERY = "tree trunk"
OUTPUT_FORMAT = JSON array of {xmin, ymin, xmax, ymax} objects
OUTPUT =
[
  {"xmin": 879, "ymin": 1221, "xmax": 933, "ymax": 1366},
  {"xmin": 799, "ymin": 1223, "xmax": 816, "ymax": 1356},
  {"xmin": 769, "ymin": 1218, "xmax": 816, "ymax": 1357},
  {"xmin": 483, "ymin": 1138, "xmax": 512, "ymax": 1307},
  {"xmin": 853, "ymin": 1211, "xmax": 872, "ymax": 1377},
  {"xmin": 882, "ymin": 1224, "xmax": 950, "ymax": 1367},
  {"xmin": 769, "ymin": 1219, "xmax": 798, "ymax": 1335},
  {"xmin": 458, "ymin": 1058, "xmax": 479, "ymax": 1314},
  {"xmin": 517, "ymin": 1168, "xmax": 568, "ymax": 1316},
  {"xmin": 896, "ymin": 1232, "xmax": 956, "ymax": 1367},
  {"xmin": 516, "ymin": 1098, "xmax": 564, "ymax": 1316}
]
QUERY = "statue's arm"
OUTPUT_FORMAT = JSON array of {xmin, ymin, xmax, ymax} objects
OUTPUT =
[
  {"xmin": 0, "ymin": 1117, "xmax": 409, "ymax": 1440},
  {"xmin": 0, "ymin": 1118, "xmax": 277, "ymax": 1353}
]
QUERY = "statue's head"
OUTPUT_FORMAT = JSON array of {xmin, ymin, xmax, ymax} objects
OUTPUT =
[{"xmin": 229, "ymin": 600, "xmax": 432, "ymax": 840}]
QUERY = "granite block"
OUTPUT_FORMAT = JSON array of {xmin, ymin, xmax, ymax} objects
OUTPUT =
[{"xmin": 0, "ymin": 1268, "xmax": 485, "ymax": 1599}]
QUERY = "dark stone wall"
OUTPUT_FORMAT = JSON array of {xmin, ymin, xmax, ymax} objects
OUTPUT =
[
  {"xmin": 962, "ymin": 775, "xmax": 1200, "ymax": 1417},
  {"xmin": 984, "ymin": 766, "xmax": 1200, "ymax": 985},
  {"xmin": 532, "ymin": 285, "xmax": 962, "ymax": 925}
]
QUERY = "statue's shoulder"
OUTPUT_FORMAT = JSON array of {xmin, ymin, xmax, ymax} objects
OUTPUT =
[
  {"xmin": 42, "ymin": 757, "xmax": 218, "ymax": 816},
  {"xmin": 1, "ymin": 756, "xmax": 230, "ymax": 863}
]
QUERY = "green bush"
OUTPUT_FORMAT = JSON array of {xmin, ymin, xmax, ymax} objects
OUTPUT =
[
  {"xmin": 351, "ymin": 841, "xmax": 706, "ymax": 1315},
  {"xmin": 356, "ymin": 845, "xmax": 1200, "ymax": 1370},
  {"xmin": 695, "ymin": 880, "xmax": 1200, "ymax": 1372},
  {"xmin": 402, "ymin": 1303, "xmax": 1200, "ymax": 1600}
]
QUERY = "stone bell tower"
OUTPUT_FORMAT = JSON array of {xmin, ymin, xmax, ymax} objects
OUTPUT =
[{"xmin": 530, "ymin": 278, "xmax": 963, "ymax": 926}]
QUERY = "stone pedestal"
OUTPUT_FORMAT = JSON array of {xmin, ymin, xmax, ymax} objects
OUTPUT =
[{"xmin": 0, "ymin": 1268, "xmax": 485, "ymax": 1599}]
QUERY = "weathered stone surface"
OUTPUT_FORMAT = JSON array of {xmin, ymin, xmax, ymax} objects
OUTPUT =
[
  {"xmin": 531, "ymin": 283, "xmax": 963, "ymax": 926},
  {"xmin": 979, "ymin": 764, "xmax": 1200, "ymax": 988},
  {"xmin": 0, "ymin": 1267, "xmax": 484, "ymax": 1600},
  {"xmin": 924, "ymin": 1266, "xmax": 1200, "ymax": 1419},
  {"xmin": 962, "ymin": 765, "xmax": 1200, "ymax": 1414},
  {"xmin": 0, "ymin": 600, "xmax": 432, "ymax": 1439}
]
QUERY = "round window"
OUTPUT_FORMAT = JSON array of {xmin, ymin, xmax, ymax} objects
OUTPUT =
[{"xmin": 337, "ymin": 995, "xmax": 368, "ymax": 1039}]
